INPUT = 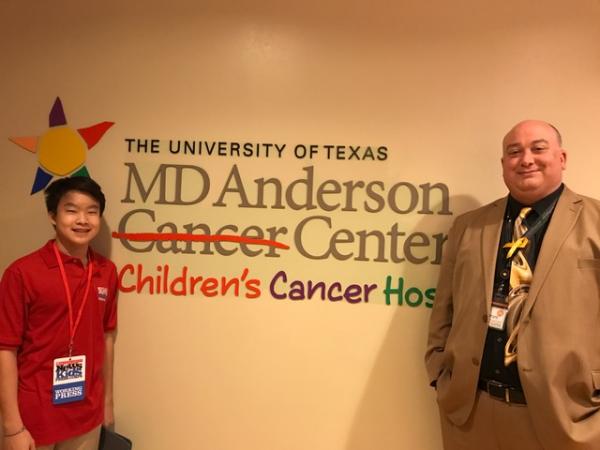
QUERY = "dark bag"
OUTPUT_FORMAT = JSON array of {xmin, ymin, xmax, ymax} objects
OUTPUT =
[{"xmin": 98, "ymin": 426, "xmax": 133, "ymax": 450}]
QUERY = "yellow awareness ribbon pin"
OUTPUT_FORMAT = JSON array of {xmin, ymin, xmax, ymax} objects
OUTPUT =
[{"xmin": 504, "ymin": 237, "xmax": 529, "ymax": 259}]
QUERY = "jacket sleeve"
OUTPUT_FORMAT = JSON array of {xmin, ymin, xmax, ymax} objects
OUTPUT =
[{"xmin": 424, "ymin": 216, "xmax": 463, "ymax": 386}]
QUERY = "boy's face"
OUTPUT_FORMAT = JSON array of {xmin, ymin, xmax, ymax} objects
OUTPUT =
[{"xmin": 49, "ymin": 190, "xmax": 101, "ymax": 254}]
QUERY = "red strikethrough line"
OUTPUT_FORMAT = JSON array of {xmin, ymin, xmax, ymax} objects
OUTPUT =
[{"xmin": 111, "ymin": 232, "xmax": 290, "ymax": 250}]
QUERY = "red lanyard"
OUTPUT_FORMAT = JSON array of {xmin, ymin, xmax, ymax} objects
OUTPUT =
[{"xmin": 53, "ymin": 242, "xmax": 93, "ymax": 357}]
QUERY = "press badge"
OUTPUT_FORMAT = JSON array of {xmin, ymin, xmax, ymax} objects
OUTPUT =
[
  {"xmin": 488, "ymin": 305, "xmax": 508, "ymax": 330},
  {"xmin": 52, "ymin": 355, "xmax": 86, "ymax": 404}
]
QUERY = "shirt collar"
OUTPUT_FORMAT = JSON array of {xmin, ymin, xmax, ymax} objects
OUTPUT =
[
  {"xmin": 39, "ymin": 239, "xmax": 106, "ymax": 274},
  {"xmin": 507, "ymin": 183, "xmax": 564, "ymax": 219}
]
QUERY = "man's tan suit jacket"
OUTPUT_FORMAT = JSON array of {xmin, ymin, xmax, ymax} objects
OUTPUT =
[{"xmin": 426, "ymin": 187, "xmax": 600, "ymax": 450}]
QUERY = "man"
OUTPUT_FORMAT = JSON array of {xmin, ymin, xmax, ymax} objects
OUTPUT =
[
  {"xmin": 426, "ymin": 120, "xmax": 600, "ymax": 450},
  {"xmin": 0, "ymin": 177, "xmax": 118, "ymax": 450}
]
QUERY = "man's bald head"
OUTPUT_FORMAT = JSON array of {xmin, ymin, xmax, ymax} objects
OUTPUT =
[
  {"xmin": 501, "ymin": 120, "xmax": 566, "ymax": 204},
  {"xmin": 503, "ymin": 120, "xmax": 562, "ymax": 149}
]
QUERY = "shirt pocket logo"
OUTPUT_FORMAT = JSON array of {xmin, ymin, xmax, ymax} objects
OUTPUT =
[{"xmin": 97, "ymin": 287, "xmax": 108, "ymax": 301}]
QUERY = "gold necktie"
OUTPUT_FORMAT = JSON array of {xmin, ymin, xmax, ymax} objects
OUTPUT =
[{"xmin": 504, "ymin": 207, "xmax": 532, "ymax": 366}]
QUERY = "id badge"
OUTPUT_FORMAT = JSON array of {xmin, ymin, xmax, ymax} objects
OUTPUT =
[
  {"xmin": 52, "ymin": 355, "xmax": 86, "ymax": 404},
  {"xmin": 488, "ymin": 305, "xmax": 508, "ymax": 330}
]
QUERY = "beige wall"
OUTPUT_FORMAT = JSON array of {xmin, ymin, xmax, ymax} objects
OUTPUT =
[{"xmin": 1, "ymin": 1, "xmax": 600, "ymax": 449}]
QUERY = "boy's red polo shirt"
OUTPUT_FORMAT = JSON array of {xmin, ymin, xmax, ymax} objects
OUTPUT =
[{"xmin": 0, "ymin": 240, "xmax": 118, "ymax": 445}]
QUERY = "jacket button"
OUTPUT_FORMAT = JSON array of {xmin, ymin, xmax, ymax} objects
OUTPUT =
[{"xmin": 472, "ymin": 357, "xmax": 479, "ymax": 366}]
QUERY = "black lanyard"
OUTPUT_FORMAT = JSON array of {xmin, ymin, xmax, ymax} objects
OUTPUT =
[
  {"xmin": 493, "ymin": 198, "xmax": 559, "ymax": 301},
  {"xmin": 509, "ymin": 198, "xmax": 558, "ymax": 254}
]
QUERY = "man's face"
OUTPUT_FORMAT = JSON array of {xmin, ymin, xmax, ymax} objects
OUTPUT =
[
  {"xmin": 501, "ymin": 120, "xmax": 566, "ymax": 204},
  {"xmin": 49, "ymin": 190, "xmax": 101, "ymax": 254}
]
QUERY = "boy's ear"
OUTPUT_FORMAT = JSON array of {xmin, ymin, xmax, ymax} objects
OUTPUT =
[{"xmin": 48, "ymin": 212, "xmax": 56, "ymax": 226}]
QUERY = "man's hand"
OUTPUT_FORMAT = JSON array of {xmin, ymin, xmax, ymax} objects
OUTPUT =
[
  {"xmin": 104, "ymin": 399, "xmax": 115, "ymax": 429},
  {"xmin": 3, "ymin": 428, "xmax": 36, "ymax": 450},
  {"xmin": 1, "ymin": 350, "xmax": 32, "ymax": 450}
]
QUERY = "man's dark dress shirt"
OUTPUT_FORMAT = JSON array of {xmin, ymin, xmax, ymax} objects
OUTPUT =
[{"xmin": 479, "ymin": 184, "xmax": 564, "ymax": 388}]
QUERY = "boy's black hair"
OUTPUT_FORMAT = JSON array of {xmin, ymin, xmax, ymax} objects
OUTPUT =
[{"xmin": 44, "ymin": 176, "xmax": 106, "ymax": 215}]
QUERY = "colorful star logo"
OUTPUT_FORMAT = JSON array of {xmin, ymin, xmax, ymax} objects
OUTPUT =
[{"xmin": 9, "ymin": 97, "xmax": 114, "ymax": 194}]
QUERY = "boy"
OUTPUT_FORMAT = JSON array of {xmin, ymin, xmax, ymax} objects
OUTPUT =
[{"xmin": 0, "ymin": 177, "xmax": 117, "ymax": 450}]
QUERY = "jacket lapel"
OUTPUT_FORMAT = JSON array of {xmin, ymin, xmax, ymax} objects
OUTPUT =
[
  {"xmin": 524, "ymin": 187, "xmax": 583, "ymax": 318},
  {"xmin": 481, "ymin": 197, "xmax": 507, "ymax": 310}
]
